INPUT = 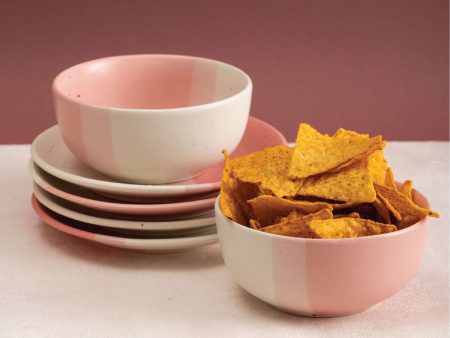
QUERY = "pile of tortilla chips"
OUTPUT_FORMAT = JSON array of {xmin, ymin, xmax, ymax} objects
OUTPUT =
[{"xmin": 220, "ymin": 123, "xmax": 439, "ymax": 239}]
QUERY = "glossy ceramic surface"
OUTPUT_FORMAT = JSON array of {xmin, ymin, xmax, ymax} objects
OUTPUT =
[
  {"xmin": 30, "ymin": 161, "xmax": 216, "ymax": 216},
  {"xmin": 32, "ymin": 195, "xmax": 218, "ymax": 253},
  {"xmin": 33, "ymin": 184, "xmax": 216, "ymax": 232},
  {"xmin": 215, "ymin": 190, "xmax": 431, "ymax": 317},
  {"xmin": 53, "ymin": 54, "xmax": 252, "ymax": 183},
  {"xmin": 31, "ymin": 116, "xmax": 287, "ymax": 199}
]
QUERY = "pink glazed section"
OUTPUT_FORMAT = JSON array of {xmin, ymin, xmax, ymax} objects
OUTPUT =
[
  {"xmin": 272, "ymin": 190, "xmax": 430, "ymax": 317},
  {"xmin": 216, "ymin": 189, "xmax": 432, "ymax": 317},
  {"xmin": 53, "ymin": 55, "xmax": 221, "ymax": 109}
]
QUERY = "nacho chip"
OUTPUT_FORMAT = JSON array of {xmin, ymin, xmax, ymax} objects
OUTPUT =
[
  {"xmin": 334, "ymin": 212, "xmax": 360, "ymax": 218},
  {"xmin": 259, "ymin": 209, "xmax": 333, "ymax": 238},
  {"xmin": 375, "ymin": 183, "xmax": 439, "ymax": 229},
  {"xmin": 376, "ymin": 191, "xmax": 402, "ymax": 222},
  {"xmin": 231, "ymin": 146, "xmax": 300, "ymax": 197},
  {"xmin": 331, "ymin": 201, "xmax": 363, "ymax": 210},
  {"xmin": 219, "ymin": 151, "xmax": 247, "ymax": 225},
  {"xmin": 248, "ymin": 195, "xmax": 332, "ymax": 227},
  {"xmin": 308, "ymin": 218, "xmax": 397, "ymax": 239},
  {"xmin": 400, "ymin": 180, "xmax": 413, "ymax": 200},
  {"xmin": 385, "ymin": 167, "xmax": 396, "ymax": 190},
  {"xmin": 367, "ymin": 150, "xmax": 388, "ymax": 184},
  {"xmin": 249, "ymin": 219, "xmax": 262, "ymax": 230},
  {"xmin": 296, "ymin": 158, "xmax": 377, "ymax": 203},
  {"xmin": 372, "ymin": 198, "xmax": 392, "ymax": 224},
  {"xmin": 289, "ymin": 123, "xmax": 385, "ymax": 179}
]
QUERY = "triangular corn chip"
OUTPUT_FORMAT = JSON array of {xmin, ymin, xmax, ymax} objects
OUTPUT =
[
  {"xmin": 385, "ymin": 167, "xmax": 396, "ymax": 190},
  {"xmin": 219, "ymin": 151, "xmax": 246, "ymax": 225},
  {"xmin": 289, "ymin": 123, "xmax": 385, "ymax": 179},
  {"xmin": 375, "ymin": 183, "xmax": 439, "ymax": 229},
  {"xmin": 368, "ymin": 150, "xmax": 388, "ymax": 184},
  {"xmin": 248, "ymin": 195, "xmax": 332, "ymax": 227},
  {"xmin": 400, "ymin": 180, "xmax": 413, "ymax": 200},
  {"xmin": 296, "ymin": 159, "xmax": 377, "ymax": 203},
  {"xmin": 334, "ymin": 212, "xmax": 360, "ymax": 218},
  {"xmin": 249, "ymin": 219, "xmax": 262, "ymax": 230},
  {"xmin": 372, "ymin": 198, "xmax": 392, "ymax": 224},
  {"xmin": 308, "ymin": 218, "xmax": 397, "ymax": 239},
  {"xmin": 259, "ymin": 209, "xmax": 333, "ymax": 238},
  {"xmin": 231, "ymin": 146, "xmax": 300, "ymax": 197},
  {"xmin": 219, "ymin": 151, "xmax": 259, "ymax": 225}
]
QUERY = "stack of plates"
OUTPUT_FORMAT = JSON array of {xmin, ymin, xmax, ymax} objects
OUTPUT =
[{"xmin": 30, "ymin": 116, "xmax": 287, "ymax": 253}]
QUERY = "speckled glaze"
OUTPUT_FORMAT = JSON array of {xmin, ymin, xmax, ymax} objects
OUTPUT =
[
  {"xmin": 31, "ymin": 116, "xmax": 287, "ymax": 199},
  {"xmin": 53, "ymin": 54, "xmax": 252, "ymax": 184},
  {"xmin": 215, "ymin": 189, "xmax": 431, "ymax": 317}
]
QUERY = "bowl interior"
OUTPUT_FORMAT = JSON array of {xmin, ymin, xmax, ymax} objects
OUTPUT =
[{"xmin": 54, "ymin": 55, "xmax": 250, "ymax": 109}]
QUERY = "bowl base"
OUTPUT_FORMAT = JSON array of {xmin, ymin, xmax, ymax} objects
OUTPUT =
[{"xmin": 272, "ymin": 304, "xmax": 371, "ymax": 318}]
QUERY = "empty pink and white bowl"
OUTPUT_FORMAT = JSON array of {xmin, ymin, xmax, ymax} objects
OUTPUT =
[{"xmin": 53, "ymin": 54, "xmax": 252, "ymax": 184}]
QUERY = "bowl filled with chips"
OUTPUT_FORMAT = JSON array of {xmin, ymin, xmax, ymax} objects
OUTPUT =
[{"xmin": 215, "ymin": 123, "xmax": 439, "ymax": 317}]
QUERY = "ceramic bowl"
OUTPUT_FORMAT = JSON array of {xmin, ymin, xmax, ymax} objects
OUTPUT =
[
  {"xmin": 215, "ymin": 190, "xmax": 430, "ymax": 317},
  {"xmin": 53, "ymin": 54, "xmax": 252, "ymax": 184}
]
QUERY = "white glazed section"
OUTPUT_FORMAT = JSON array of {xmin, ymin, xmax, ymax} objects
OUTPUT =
[{"xmin": 215, "ymin": 199, "xmax": 277, "ymax": 305}]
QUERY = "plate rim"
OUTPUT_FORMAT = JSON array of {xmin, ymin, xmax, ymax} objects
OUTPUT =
[
  {"xmin": 31, "ymin": 195, "xmax": 219, "ymax": 252},
  {"xmin": 33, "ymin": 184, "xmax": 216, "ymax": 231},
  {"xmin": 30, "ymin": 116, "xmax": 287, "ymax": 198},
  {"xmin": 29, "ymin": 160, "xmax": 217, "ymax": 215}
]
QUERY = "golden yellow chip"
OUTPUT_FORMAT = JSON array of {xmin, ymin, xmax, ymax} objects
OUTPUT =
[
  {"xmin": 248, "ymin": 195, "xmax": 332, "ymax": 227},
  {"xmin": 367, "ymin": 150, "xmax": 388, "ymax": 184},
  {"xmin": 331, "ymin": 201, "xmax": 363, "ymax": 210},
  {"xmin": 219, "ymin": 151, "xmax": 247, "ymax": 225},
  {"xmin": 249, "ymin": 219, "xmax": 262, "ymax": 230},
  {"xmin": 231, "ymin": 146, "xmax": 300, "ymax": 197},
  {"xmin": 385, "ymin": 167, "xmax": 396, "ymax": 190},
  {"xmin": 296, "ymin": 158, "xmax": 377, "ymax": 203},
  {"xmin": 376, "ymin": 191, "xmax": 402, "ymax": 221},
  {"xmin": 372, "ymin": 198, "xmax": 392, "ymax": 224},
  {"xmin": 308, "ymin": 218, "xmax": 397, "ymax": 239},
  {"xmin": 400, "ymin": 180, "xmax": 413, "ymax": 200},
  {"xmin": 259, "ymin": 209, "xmax": 333, "ymax": 238},
  {"xmin": 375, "ymin": 183, "xmax": 439, "ymax": 229},
  {"xmin": 334, "ymin": 212, "xmax": 360, "ymax": 218},
  {"xmin": 288, "ymin": 123, "xmax": 385, "ymax": 179}
]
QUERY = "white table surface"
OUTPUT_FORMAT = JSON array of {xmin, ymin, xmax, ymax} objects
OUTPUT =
[{"xmin": 0, "ymin": 142, "xmax": 448, "ymax": 338}]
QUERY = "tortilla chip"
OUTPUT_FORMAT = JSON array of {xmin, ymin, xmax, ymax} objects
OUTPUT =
[
  {"xmin": 231, "ymin": 146, "xmax": 300, "ymax": 197},
  {"xmin": 248, "ymin": 195, "xmax": 332, "ymax": 227},
  {"xmin": 289, "ymin": 123, "xmax": 385, "ymax": 179},
  {"xmin": 249, "ymin": 219, "xmax": 262, "ymax": 230},
  {"xmin": 367, "ymin": 150, "xmax": 388, "ymax": 184},
  {"xmin": 375, "ymin": 183, "xmax": 439, "ymax": 229},
  {"xmin": 219, "ymin": 151, "xmax": 247, "ymax": 225},
  {"xmin": 372, "ymin": 198, "xmax": 392, "ymax": 224},
  {"xmin": 259, "ymin": 209, "xmax": 333, "ymax": 238},
  {"xmin": 331, "ymin": 201, "xmax": 363, "ymax": 210},
  {"xmin": 308, "ymin": 218, "xmax": 397, "ymax": 239},
  {"xmin": 376, "ymin": 191, "xmax": 402, "ymax": 222},
  {"xmin": 385, "ymin": 167, "xmax": 396, "ymax": 190},
  {"xmin": 400, "ymin": 180, "xmax": 413, "ymax": 200},
  {"xmin": 296, "ymin": 158, "xmax": 377, "ymax": 203},
  {"xmin": 334, "ymin": 212, "xmax": 360, "ymax": 218}
]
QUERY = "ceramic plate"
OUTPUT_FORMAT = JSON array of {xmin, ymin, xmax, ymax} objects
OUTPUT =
[
  {"xmin": 31, "ymin": 116, "xmax": 287, "ymax": 198},
  {"xmin": 32, "ymin": 196, "xmax": 218, "ymax": 253},
  {"xmin": 33, "ymin": 184, "xmax": 216, "ymax": 232},
  {"xmin": 30, "ymin": 161, "xmax": 217, "ymax": 216}
]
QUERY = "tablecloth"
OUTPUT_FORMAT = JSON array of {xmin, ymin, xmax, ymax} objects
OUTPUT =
[{"xmin": 0, "ymin": 143, "xmax": 448, "ymax": 337}]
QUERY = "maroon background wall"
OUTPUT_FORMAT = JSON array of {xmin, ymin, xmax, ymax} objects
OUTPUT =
[{"xmin": 0, "ymin": 0, "xmax": 448, "ymax": 143}]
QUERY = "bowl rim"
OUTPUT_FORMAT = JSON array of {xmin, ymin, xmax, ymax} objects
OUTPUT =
[
  {"xmin": 214, "ymin": 186, "xmax": 431, "ymax": 244},
  {"xmin": 52, "ymin": 54, "xmax": 252, "ymax": 113}
]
